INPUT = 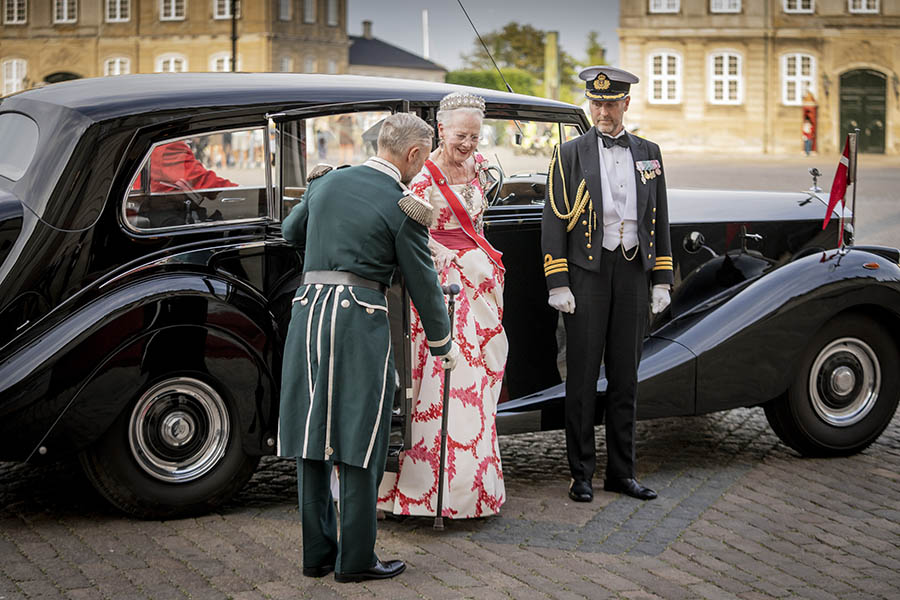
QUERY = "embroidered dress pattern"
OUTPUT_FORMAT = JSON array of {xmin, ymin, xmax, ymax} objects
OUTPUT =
[{"xmin": 377, "ymin": 168, "xmax": 507, "ymax": 518}]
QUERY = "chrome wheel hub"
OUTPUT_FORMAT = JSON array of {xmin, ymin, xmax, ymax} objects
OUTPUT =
[
  {"xmin": 129, "ymin": 377, "xmax": 229, "ymax": 482},
  {"xmin": 809, "ymin": 337, "xmax": 880, "ymax": 427}
]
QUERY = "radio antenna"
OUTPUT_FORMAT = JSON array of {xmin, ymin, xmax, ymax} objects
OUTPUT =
[{"xmin": 457, "ymin": 0, "xmax": 514, "ymax": 94}]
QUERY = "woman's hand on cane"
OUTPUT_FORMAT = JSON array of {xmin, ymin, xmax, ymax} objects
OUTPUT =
[{"xmin": 439, "ymin": 342, "xmax": 459, "ymax": 370}]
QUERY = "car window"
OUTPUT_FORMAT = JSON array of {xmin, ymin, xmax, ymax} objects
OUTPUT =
[
  {"xmin": 479, "ymin": 118, "xmax": 574, "ymax": 205},
  {"xmin": 125, "ymin": 127, "xmax": 269, "ymax": 231},
  {"xmin": 0, "ymin": 112, "xmax": 39, "ymax": 181},
  {"xmin": 279, "ymin": 110, "xmax": 392, "ymax": 218}
]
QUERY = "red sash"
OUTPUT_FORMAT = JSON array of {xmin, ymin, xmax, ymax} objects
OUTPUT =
[{"xmin": 423, "ymin": 159, "xmax": 505, "ymax": 272}]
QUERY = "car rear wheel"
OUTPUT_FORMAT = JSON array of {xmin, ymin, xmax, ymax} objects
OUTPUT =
[
  {"xmin": 80, "ymin": 375, "xmax": 259, "ymax": 518},
  {"xmin": 764, "ymin": 315, "xmax": 900, "ymax": 456}
]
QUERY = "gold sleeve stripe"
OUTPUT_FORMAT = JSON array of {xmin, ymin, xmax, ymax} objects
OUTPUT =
[
  {"xmin": 544, "ymin": 258, "xmax": 567, "ymax": 267},
  {"xmin": 544, "ymin": 266, "xmax": 569, "ymax": 276},
  {"xmin": 544, "ymin": 264, "xmax": 568, "ymax": 273},
  {"xmin": 652, "ymin": 264, "xmax": 673, "ymax": 271}
]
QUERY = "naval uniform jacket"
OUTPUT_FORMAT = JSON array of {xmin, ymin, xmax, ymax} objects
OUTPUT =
[
  {"xmin": 541, "ymin": 129, "xmax": 674, "ymax": 289},
  {"xmin": 278, "ymin": 162, "xmax": 452, "ymax": 469}
]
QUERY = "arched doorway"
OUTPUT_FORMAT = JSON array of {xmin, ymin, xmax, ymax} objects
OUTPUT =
[
  {"xmin": 839, "ymin": 69, "xmax": 886, "ymax": 154},
  {"xmin": 43, "ymin": 72, "xmax": 81, "ymax": 84}
]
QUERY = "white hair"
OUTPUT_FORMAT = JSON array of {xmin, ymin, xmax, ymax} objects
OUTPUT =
[
  {"xmin": 377, "ymin": 112, "xmax": 433, "ymax": 156},
  {"xmin": 436, "ymin": 106, "xmax": 484, "ymax": 128}
]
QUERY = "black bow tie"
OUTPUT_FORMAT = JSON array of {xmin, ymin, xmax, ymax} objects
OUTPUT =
[{"xmin": 599, "ymin": 133, "xmax": 629, "ymax": 149}]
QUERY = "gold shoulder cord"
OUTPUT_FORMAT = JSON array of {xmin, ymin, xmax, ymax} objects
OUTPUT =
[{"xmin": 548, "ymin": 144, "xmax": 591, "ymax": 233}]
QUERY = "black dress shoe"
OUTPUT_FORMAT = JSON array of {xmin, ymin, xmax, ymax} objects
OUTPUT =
[
  {"xmin": 568, "ymin": 479, "xmax": 593, "ymax": 502},
  {"xmin": 603, "ymin": 478, "xmax": 657, "ymax": 500},
  {"xmin": 302, "ymin": 564, "xmax": 334, "ymax": 578},
  {"xmin": 334, "ymin": 559, "xmax": 406, "ymax": 583}
]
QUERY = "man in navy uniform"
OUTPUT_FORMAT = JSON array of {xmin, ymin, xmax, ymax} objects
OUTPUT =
[
  {"xmin": 541, "ymin": 66, "xmax": 673, "ymax": 503},
  {"xmin": 279, "ymin": 113, "xmax": 458, "ymax": 582}
]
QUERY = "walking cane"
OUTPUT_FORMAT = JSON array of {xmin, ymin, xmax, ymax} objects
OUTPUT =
[{"xmin": 434, "ymin": 282, "xmax": 460, "ymax": 530}]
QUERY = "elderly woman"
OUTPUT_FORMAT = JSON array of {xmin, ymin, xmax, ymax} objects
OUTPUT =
[{"xmin": 378, "ymin": 92, "xmax": 507, "ymax": 519}]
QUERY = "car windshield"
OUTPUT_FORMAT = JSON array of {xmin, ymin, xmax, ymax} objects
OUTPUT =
[{"xmin": 0, "ymin": 112, "xmax": 39, "ymax": 181}]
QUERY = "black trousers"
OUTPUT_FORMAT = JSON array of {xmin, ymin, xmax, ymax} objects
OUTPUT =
[{"xmin": 563, "ymin": 248, "xmax": 649, "ymax": 482}]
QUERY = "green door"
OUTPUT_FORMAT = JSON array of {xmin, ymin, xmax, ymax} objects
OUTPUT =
[{"xmin": 839, "ymin": 70, "xmax": 886, "ymax": 154}]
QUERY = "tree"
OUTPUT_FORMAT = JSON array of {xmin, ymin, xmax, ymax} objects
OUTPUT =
[
  {"xmin": 446, "ymin": 69, "xmax": 537, "ymax": 96},
  {"xmin": 585, "ymin": 32, "xmax": 607, "ymax": 67},
  {"xmin": 461, "ymin": 22, "xmax": 578, "ymax": 101}
]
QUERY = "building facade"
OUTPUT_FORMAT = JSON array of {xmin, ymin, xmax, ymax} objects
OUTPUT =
[
  {"xmin": 347, "ymin": 20, "xmax": 446, "ymax": 83},
  {"xmin": 619, "ymin": 0, "xmax": 900, "ymax": 154},
  {"xmin": 1, "ymin": 0, "xmax": 349, "ymax": 93}
]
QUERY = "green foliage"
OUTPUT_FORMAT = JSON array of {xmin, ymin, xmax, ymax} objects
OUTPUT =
[
  {"xmin": 446, "ymin": 68, "xmax": 537, "ymax": 96},
  {"xmin": 586, "ymin": 32, "xmax": 607, "ymax": 67}
]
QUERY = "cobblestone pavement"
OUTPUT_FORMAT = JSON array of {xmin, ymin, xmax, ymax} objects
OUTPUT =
[
  {"xmin": 2, "ymin": 154, "xmax": 899, "ymax": 599},
  {"xmin": 3, "ymin": 406, "xmax": 900, "ymax": 599}
]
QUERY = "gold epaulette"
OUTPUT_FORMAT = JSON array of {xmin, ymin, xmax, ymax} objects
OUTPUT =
[
  {"xmin": 306, "ymin": 163, "xmax": 334, "ymax": 183},
  {"xmin": 398, "ymin": 191, "xmax": 433, "ymax": 227},
  {"xmin": 653, "ymin": 256, "xmax": 673, "ymax": 271},
  {"xmin": 544, "ymin": 254, "xmax": 568, "ymax": 277}
]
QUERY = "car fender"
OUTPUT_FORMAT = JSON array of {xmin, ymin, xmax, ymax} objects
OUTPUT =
[
  {"xmin": 655, "ymin": 248, "xmax": 900, "ymax": 414},
  {"xmin": 0, "ymin": 272, "xmax": 279, "ymax": 462}
]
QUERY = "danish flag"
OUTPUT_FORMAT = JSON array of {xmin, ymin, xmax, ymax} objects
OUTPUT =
[{"xmin": 822, "ymin": 134, "xmax": 853, "ymax": 246}]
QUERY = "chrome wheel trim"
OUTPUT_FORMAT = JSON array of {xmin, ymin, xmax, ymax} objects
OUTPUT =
[
  {"xmin": 809, "ymin": 337, "xmax": 880, "ymax": 427},
  {"xmin": 129, "ymin": 377, "xmax": 229, "ymax": 482}
]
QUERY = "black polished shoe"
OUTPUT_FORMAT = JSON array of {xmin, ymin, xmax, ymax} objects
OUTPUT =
[
  {"xmin": 603, "ymin": 478, "xmax": 657, "ymax": 500},
  {"xmin": 568, "ymin": 479, "xmax": 593, "ymax": 502},
  {"xmin": 334, "ymin": 559, "xmax": 406, "ymax": 583},
  {"xmin": 302, "ymin": 564, "xmax": 334, "ymax": 578}
]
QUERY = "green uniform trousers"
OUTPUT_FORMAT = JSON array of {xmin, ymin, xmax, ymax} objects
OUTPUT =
[{"xmin": 297, "ymin": 455, "xmax": 386, "ymax": 575}]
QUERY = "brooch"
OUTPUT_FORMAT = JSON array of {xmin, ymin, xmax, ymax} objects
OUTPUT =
[{"xmin": 635, "ymin": 160, "xmax": 662, "ymax": 184}]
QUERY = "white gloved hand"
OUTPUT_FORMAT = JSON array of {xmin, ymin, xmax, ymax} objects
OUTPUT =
[
  {"xmin": 651, "ymin": 284, "xmax": 671, "ymax": 314},
  {"xmin": 548, "ymin": 286, "xmax": 576, "ymax": 314},
  {"xmin": 439, "ymin": 342, "xmax": 459, "ymax": 371}
]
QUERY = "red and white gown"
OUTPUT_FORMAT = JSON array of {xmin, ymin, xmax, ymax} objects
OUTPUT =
[{"xmin": 377, "ymin": 166, "xmax": 507, "ymax": 519}]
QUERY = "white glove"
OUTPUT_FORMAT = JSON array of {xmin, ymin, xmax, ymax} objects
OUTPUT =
[
  {"xmin": 429, "ymin": 239, "xmax": 457, "ymax": 272},
  {"xmin": 548, "ymin": 286, "xmax": 576, "ymax": 314},
  {"xmin": 439, "ymin": 342, "xmax": 459, "ymax": 371},
  {"xmin": 651, "ymin": 285, "xmax": 671, "ymax": 314}
]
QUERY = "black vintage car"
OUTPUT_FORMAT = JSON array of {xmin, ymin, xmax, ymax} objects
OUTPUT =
[{"xmin": 1, "ymin": 74, "xmax": 898, "ymax": 518}]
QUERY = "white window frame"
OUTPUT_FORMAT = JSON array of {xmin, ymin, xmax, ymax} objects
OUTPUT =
[
  {"xmin": 104, "ymin": 56, "xmax": 131, "ymax": 76},
  {"xmin": 54, "ymin": 0, "xmax": 77, "ymax": 23},
  {"xmin": 710, "ymin": 0, "xmax": 740, "ymax": 13},
  {"xmin": 848, "ymin": 0, "xmax": 878, "ymax": 13},
  {"xmin": 160, "ymin": 0, "xmax": 185, "ymax": 21},
  {"xmin": 781, "ymin": 53, "xmax": 816, "ymax": 105},
  {"xmin": 209, "ymin": 52, "xmax": 241, "ymax": 72},
  {"xmin": 4, "ymin": 0, "xmax": 27, "ymax": 24},
  {"xmin": 648, "ymin": 51, "xmax": 681, "ymax": 104},
  {"xmin": 708, "ymin": 51, "xmax": 742, "ymax": 105},
  {"xmin": 649, "ymin": 0, "xmax": 679, "ymax": 13},
  {"xmin": 156, "ymin": 53, "xmax": 188, "ymax": 72},
  {"xmin": 783, "ymin": 0, "xmax": 814, "ymax": 13},
  {"xmin": 213, "ymin": 0, "xmax": 239, "ymax": 20},
  {"xmin": 303, "ymin": 0, "xmax": 315, "ymax": 23},
  {"xmin": 326, "ymin": 0, "xmax": 337, "ymax": 25},
  {"xmin": 327, "ymin": 59, "xmax": 337, "ymax": 74},
  {"xmin": 278, "ymin": 0, "xmax": 291, "ymax": 20},
  {"xmin": 304, "ymin": 56, "xmax": 316, "ymax": 73},
  {"xmin": 280, "ymin": 56, "xmax": 293, "ymax": 72},
  {"xmin": 2, "ymin": 58, "xmax": 26, "ymax": 95},
  {"xmin": 105, "ymin": 0, "xmax": 129, "ymax": 22}
]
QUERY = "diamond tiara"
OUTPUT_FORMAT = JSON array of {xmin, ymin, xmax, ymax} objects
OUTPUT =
[{"xmin": 439, "ymin": 92, "xmax": 486, "ymax": 113}]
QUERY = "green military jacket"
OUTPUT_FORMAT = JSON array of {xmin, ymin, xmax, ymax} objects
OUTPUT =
[
  {"xmin": 278, "ymin": 158, "xmax": 452, "ymax": 469},
  {"xmin": 541, "ymin": 129, "xmax": 674, "ymax": 289}
]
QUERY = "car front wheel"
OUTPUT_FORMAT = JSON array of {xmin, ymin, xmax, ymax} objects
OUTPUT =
[
  {"xmin": 80, "ymin": 375, "xmax": 259, "ymax": 518},
  {"xmin": 764, "ymin": 315, "xmax": 900, "ymax": 456}
]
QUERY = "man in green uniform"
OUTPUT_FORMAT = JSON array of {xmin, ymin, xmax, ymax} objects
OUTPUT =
[{"xmin": 279, "ymin": 113, "xmax": 458, "ymax": 583}]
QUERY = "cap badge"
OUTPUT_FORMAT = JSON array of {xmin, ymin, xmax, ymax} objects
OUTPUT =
[{"xmin": 594, "ymin": 73, "xmax": 611, "ymax": 91}]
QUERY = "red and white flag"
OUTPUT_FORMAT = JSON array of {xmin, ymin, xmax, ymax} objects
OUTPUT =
[{"xmin": 822, "ymin": 134, "xmax": 852, "ymax": 244}]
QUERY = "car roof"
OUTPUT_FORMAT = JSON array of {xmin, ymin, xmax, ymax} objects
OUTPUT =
[{"xmin": 10, "ymin": 73, "xmax": 579, "ymax": 122}]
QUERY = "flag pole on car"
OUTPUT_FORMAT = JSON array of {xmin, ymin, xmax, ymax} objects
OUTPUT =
[{"xmin": 822, "ymin": 130, "xmax": 859, "ymax": 248}]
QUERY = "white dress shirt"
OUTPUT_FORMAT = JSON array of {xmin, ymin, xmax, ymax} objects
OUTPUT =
[{"xmin": 597, "ymin": 130, "xmax": 638, "ymax": 252}]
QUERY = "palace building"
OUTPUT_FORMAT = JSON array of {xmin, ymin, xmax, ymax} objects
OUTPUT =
[
  {"xmin": 619, "ymin": 0, "xmax": 900, "ymax": 154},
  {"xmin": 1, "ymin": 1, "xmax": 349, "ymax": 89}
]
